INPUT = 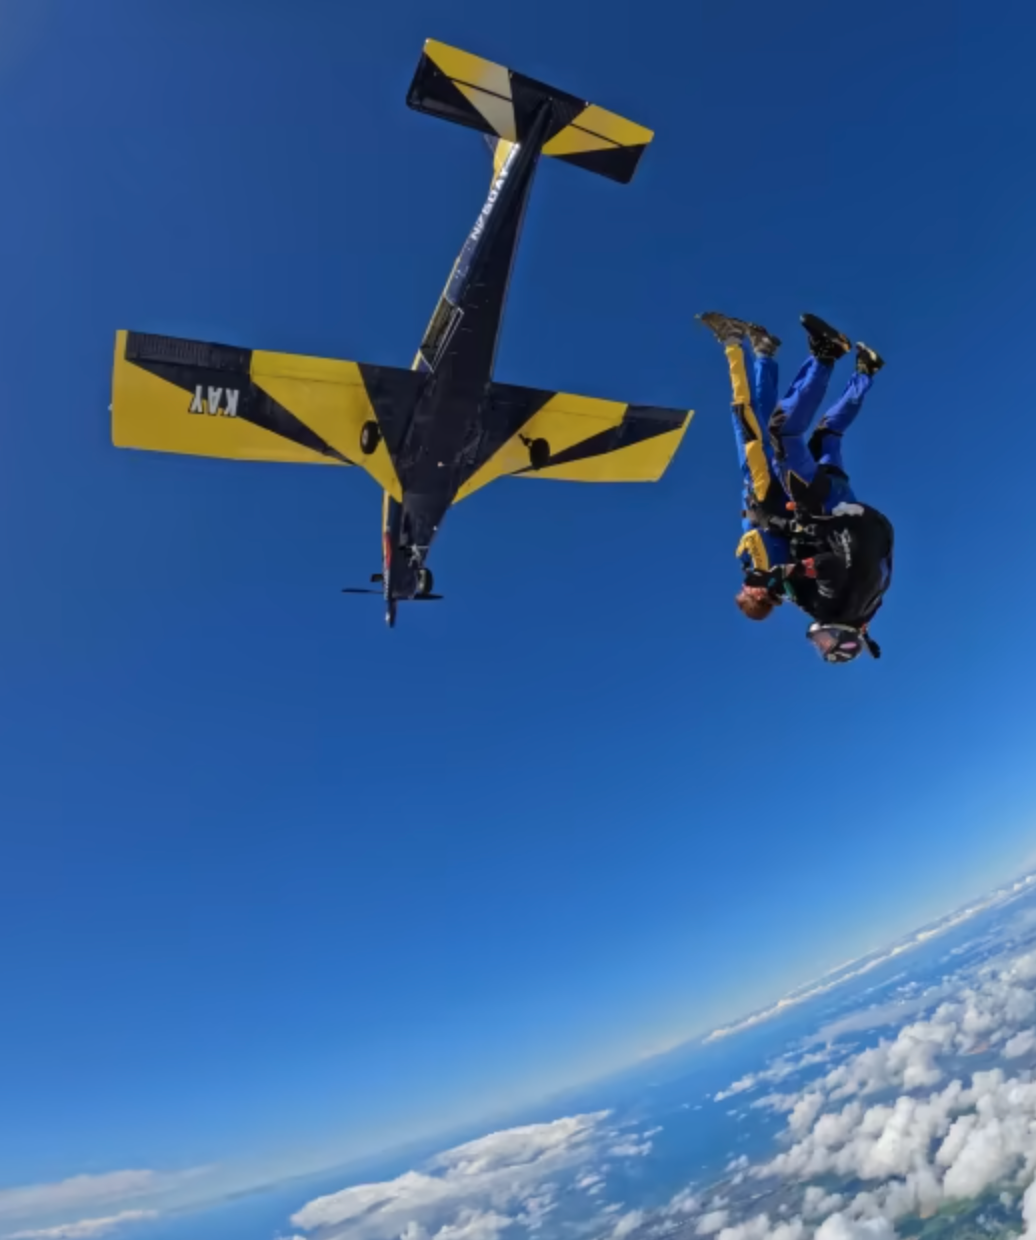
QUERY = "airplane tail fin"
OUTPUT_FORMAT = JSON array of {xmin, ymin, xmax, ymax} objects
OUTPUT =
[{"xmin": 406, "ymin": 39, "xmax": 654, "ymax": 184}]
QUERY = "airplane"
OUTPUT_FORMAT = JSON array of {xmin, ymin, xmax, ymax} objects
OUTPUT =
[{"xmin": 110, "ymin": 39, "xmax": 694, "ymax": 626}]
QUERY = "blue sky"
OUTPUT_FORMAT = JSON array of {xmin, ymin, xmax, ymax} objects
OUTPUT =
[{"xmin": 1, "ymin": 0, "xmax": 1035, "ymax": 1224}]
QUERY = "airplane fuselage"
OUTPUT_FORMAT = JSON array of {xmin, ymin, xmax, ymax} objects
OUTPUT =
[{"xmin": 381, "ymin": 105, "xmax": 553, "ymax": 612}]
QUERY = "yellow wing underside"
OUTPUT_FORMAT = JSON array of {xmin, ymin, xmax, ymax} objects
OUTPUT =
[
  {"xmin": 112, "ymin": 332, "xmax": 692, "ymax": 507},
  {"xmin": 455, "ymin": 391, "xmax": 693, "ymax": 502},
  {"xmin": 111, "ymin": 331, "xmax": 405, "ymax": 499}
]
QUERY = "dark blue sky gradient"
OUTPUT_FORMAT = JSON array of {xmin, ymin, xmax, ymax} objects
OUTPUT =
[{"xmin": 1, "ymin": 0, "xmax": 1034, "ymax": 1191}]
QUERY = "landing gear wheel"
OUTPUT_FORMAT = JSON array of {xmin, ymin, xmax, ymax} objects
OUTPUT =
[
  {"xmin": 416, "ymin": 567, "xmax": 434, "ymax": 598},
  {"xmin": 528, "ymin": 438, "xmax": 550, "ymax": 471},
  {"xmin": 360, "ymin": 421, "xmax": 381, "ymax": 455}
]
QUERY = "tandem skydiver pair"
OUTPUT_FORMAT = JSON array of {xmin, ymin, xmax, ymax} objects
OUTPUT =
[{"xmin": 699, "ymin": 310, "xmax": 894, "ymax": 665}]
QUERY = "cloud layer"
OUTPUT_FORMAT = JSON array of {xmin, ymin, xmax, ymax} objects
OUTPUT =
[
  {"xmin": 291, "ymin": 1112, "xmax": 656, "ymax": 1240},
  {"xmin": 705, "ymin": 874, "xmax": 1036, "ymax": 1043},
  {"xmin": 0, "ymin": 1166, "xmax": 209, "ymax": 1240},
  {"xmin": 693, "ymin": 940, "xmax": 1036, "ymax": 1240},
  {"xmin": 6, "ymin": 1209, "xmax": 158, "ymax": 1239}
]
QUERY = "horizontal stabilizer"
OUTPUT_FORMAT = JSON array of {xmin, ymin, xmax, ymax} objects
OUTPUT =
[
  {"xmin": 407, "ymin": 39, "xmax": 654, "ymax": 184},
  {"xmin": 111, "ymin": 331, "xmax": 428, "ymax": 500},
  {"xmin": 455, "ymin": 383, "xmax": 692, "ymax": 501}
]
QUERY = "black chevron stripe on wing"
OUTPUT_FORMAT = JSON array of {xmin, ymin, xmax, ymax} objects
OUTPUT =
[
  {"xmin": 357, "ymin": 364, "xmax": 426, "ymax": 460},
  {"xmin": 518, "ymin": 404, "xmax": 688, "ymax": 473},
  {"xmin": 460, "ymin": 381, "xmax": 556, "ymax": 486},
  {"xmin": 126, "ymin": 332, "xmax": 350, "ymax": 464}
]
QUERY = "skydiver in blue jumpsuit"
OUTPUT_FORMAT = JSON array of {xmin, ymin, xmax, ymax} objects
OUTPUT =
[{"xmin": 700, "ymin": 311, "xmax": 893, "ymax": 663}]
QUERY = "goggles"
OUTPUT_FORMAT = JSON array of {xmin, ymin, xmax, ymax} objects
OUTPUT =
[{"xmin": 806, "ymin": 622, "xmax": 880, "ymax": 664}]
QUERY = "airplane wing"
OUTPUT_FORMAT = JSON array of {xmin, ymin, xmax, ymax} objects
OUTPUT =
[
  {"xmin": 111, "ymin": 330, "xmax": 427, "ymax": 501},
  {"xmin": 454, "ymin": 382, "xmax": 693, "ymax": 502}
]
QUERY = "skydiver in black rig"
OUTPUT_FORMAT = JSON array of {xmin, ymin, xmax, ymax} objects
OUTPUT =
[{"xmin": 699, "ymin": 310, "xmax": 894, "ymax": 664}]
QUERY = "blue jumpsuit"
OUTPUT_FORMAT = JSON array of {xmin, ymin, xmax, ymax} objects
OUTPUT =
[
  {"xmin": 722, "ymin": 340, "xmax": 788, "ymax": 574},
  {"xmin": 767, "ymin": 356, "xmax": 874, "ymax": 511},
  {"xmin": 725, "ymin": 341, "xmax": 875, "ymax": 570}
]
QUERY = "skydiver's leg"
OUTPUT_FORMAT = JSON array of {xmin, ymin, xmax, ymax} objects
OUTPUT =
[
  {"xmin": 724, "ymin": 339, "xmax": 774, "ymax": 512},
  {"xmin": 712, "ymin": 329, "xmax": 788, "ymax": 569},
  {"xmin": 745, "ymin": 322, "xmax": 781, "ymax": 425},
  {"xmin": 767, "ymin": 355, "xmax": 834, "ymax": 490},
  {"xmin": 698, "ymin": 313, "xmax": 775, "ymax": 508},
  {"xmin": 751, "ymin": 352, "xmax": 779, "ymax": 426},
  {"xmin": 729, "ymin": 356, "xmax": 790, "ymax": 571},
  {"xmin": 808, "ymin": 344, "xmax": 884, "ymax": 482},
  {"xmin": 809, "ymin": 372, "xmax": 873, "ymax": 473},
  {"xmin": 768, "ymin": 314, "xmax": 852, "ymax": 501},
  {"xmin": 699, "ymin": 312, "xmax": 792, "ymax": 572}
]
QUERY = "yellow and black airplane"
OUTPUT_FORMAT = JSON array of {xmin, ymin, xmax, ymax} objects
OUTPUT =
[{"xmin": 111, "ymin": 40, "xmax": 693, "ymax": 626}]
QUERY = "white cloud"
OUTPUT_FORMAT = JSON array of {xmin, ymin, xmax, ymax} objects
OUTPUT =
[
  {"xmin": 661, "ymin": 1190, "xmax": 699, "ymax": 1218},
  {"xmin": 788, "ymin": 1095, "xmax": 824, "ymax": 1140},
  {"xmin": 0, "ymin": 1170, "xmax": 205, "ymax": 1230},
  {"xmin": 715, "ymin": 1078, "xmax": 756, "ymax": 1103},
  {"xmin": 808, "ymin": 998, "xmax": 934, "ymax": 1045},
  {"xmin": 802, "ymin": 1189, "xmax": 843, "ymax": 1219},
  {"xmin": 283, "ymin": 922, "xmax": 1036, "ymax": 1240},
  {"xmin": 705, "ymin": 873, "xmax": 1036, "ymax": 1043},
  {"xmin": 435, "ymin": 1210, "xmax": 512, "ymax": 1240},
  {"xmin": 0, "ymin": 1177, "xmax": 158, "ymax": 1223},
  {"xmin": 609, "ymin": 1211, "xmax": 645, "ymax": 1240},
  {"xmin": 1020, "ymin": 1177, "xmax": 1036, "ymax": 1240},
  {"xmin": 608, "ymin": 1141, "xmax": 652, "ymax": 1159},
  {"xmin": 715, "ymin": 1215, "xmax": 804, "ymax": 1240},
  {"xmin": 702, "ymin": 937, "xmax": 1036, "ymax": 1240},
  {"xmin": 813, "ymin": 1215, "xmax": 894, "ymax": 1240},
  {"xmin": 5, "ymin": 1211, "xmax": 158, "ymax": 1240},
  {"xmin": 1004, "ymin": 1030, "xmax": 1036, "ymax": 1058},
  {"xmin": 290, "ymin": 1113, "xmax": 621, "ymax": 1240},
  {"xmin": 715, "ymin": 1055, "xmax": 833, "ymax": 1103},
  {"xmin": 695, "ymin": 1211, "xmax": 728, "ymax": 1235}
]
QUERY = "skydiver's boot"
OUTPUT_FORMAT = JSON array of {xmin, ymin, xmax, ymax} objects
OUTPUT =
[
  {"xmin": 697, "ymin": 311, "xmax": 749, "ymax": 345},
  {"xmin": 855, "ymin": 342, "xmax": 884, "ymax": 376},
  {"xmin": 801, "ymin": 313, "xmax": 851, "ymax": 365},
  {"xmin": 745, "ymin": 322, "xmax": 781, "ymax": 357}
]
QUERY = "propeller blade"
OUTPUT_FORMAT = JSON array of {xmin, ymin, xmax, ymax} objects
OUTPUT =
[{"xmin": 341, "ymin": 588, "xmax": 383, "ymax": 595}]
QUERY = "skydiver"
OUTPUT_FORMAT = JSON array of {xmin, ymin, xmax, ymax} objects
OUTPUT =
[{"xmin": 698, "ymin": 311, "xmax": 894, "ymax": 664}]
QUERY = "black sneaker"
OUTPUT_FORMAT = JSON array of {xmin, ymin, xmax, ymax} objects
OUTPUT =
[
  {"xmin": 855, "ymin": 342, "xmax": 884, "ymax": 375},
  {"xmin": 801, "ymin": 313, "xmax": 851, "ymax": 364},
  {"xmin": 697, "ymin": 311, "xmax": 749, "ymax": 345},
  {"xmin": 745, "ymin": 322, "xmax": 781, "ymax": 357}
]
